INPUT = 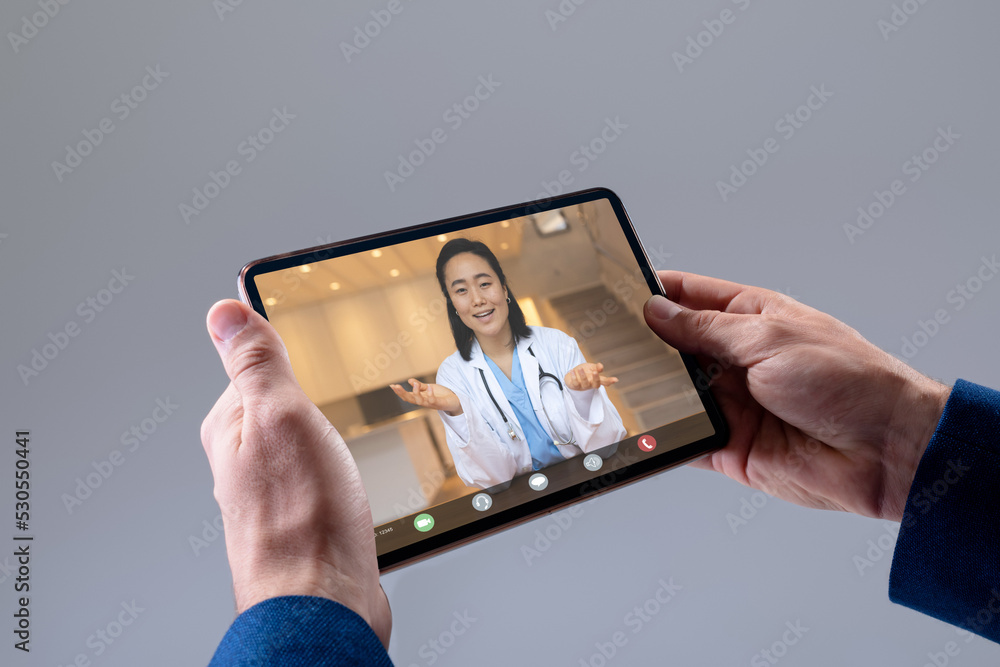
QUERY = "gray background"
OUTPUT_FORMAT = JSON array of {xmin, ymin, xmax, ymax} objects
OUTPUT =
[{"xmin": 2, "ymin": 0, "xmax": 999, "ymax": 665}]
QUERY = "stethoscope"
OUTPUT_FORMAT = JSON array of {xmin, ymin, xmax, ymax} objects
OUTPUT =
[{"xmin": 477, "ymin": 347, "xmax": 577, "ymax": 446}]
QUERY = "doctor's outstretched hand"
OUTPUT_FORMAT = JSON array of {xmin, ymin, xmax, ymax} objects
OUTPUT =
[
  {"xmin": 564, "ymin": 362, "xmax": 619, "ymax": 392},
  {"xmin": 200, "ymin": 299, "xmax": 391, "ymax": 646},
  {"xmin": 643, "ymin": 271, "xmax": 950, "ymax": 522},
  {"xmin": 391, "ymin": 379, "xmax": 463, "ymax": 416}
]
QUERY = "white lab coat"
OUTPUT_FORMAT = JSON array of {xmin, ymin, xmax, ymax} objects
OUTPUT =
[{"xmin": 435, "ymin": 326, "xmax": 627, "ymax": 489}]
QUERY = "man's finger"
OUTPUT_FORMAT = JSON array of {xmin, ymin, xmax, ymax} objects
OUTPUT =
[
  {"xmin": 656, "ymin": 270, "xmax": 771, "ymax": 315},
  {"xmin": 207, "ymin": 300, "xmax": 298, "ymax": 407},
  {"xmin": 201, "ymin": 381, "xmax": 242, "ymax": 465},
  {"xmin": 643, "ymin": 295, "xmax": 759, "ymax": 366}
]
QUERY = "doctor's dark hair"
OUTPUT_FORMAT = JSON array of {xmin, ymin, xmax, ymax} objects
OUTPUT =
[{"xmin": 435, "ymin": 238, "xmax": 532, "ymax": 361}]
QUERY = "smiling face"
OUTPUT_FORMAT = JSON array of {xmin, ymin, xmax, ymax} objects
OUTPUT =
[{"xmin": 443, "ymin": 252, "xmax": 511, "ymax": 344}]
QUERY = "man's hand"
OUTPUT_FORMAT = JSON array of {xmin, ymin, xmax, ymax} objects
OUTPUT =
[
  {"xmin": 564, "ymin": 362, "xmax": 618, "ymax": 391},
  {"xmin": 644, "ymin": 271, "xmax": 950, "ymax": 522},
  {"xmin": 200, "ymin": 300, "xmax": 391, "ymax": 646}
]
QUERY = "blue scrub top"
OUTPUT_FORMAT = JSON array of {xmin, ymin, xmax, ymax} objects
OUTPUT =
[{"xmin": 485, "ymin": 351, "xmax": 565, "ymax": 470}]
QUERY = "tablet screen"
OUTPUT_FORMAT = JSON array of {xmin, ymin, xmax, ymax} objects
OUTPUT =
[{"xmin": 241, "ymin": 189, "xmax": 725, "ymax": 570}]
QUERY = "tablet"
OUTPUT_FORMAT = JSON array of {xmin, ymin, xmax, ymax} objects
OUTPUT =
[{"xmin": 238, "ymin": 188, "xmax": 727, "ymax": 571}]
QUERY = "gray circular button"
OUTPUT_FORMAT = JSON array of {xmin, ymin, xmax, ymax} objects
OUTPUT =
[
  {"xmin": 472, "ymin": 493, "xmax": 493, "ymax": 512},
  {"xmin": 583, "ymin": 454, "xmax": 603, "ymax": 472},
  {"xmin": 528, "ymin": 473, "xmax": 548, "ymax": 491}
]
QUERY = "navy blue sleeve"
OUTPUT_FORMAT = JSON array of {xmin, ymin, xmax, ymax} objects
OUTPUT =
[
  {"xmin": 209, "ymin": 596, "xmax": 394, "ymax": 666},
  {"xmin": 889, "ymin": 379, "xmax": 1000, "ymax": 642}
]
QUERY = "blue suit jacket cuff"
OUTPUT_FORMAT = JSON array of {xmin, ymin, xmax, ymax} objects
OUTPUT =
[
  {"xmin": 889, "ymin": 379, "xmax": 1000, "ymax": 642},
  {"xmin": 209, "ymin": 595, "xmax": 394, "ymax": 666}
]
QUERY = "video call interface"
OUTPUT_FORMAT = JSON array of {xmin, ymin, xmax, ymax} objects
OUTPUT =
[{"xmin": 253, "ymin": 198, "xmax": 716, "ymax": 559}]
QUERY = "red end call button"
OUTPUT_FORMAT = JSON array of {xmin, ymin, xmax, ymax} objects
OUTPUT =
[{"xmin": 638, "ymin": 435, "xmax": 657, "ymax": 453}]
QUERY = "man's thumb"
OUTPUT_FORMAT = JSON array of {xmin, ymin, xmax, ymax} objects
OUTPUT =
[
  {"xmin": 207, "ymin": 300, "xmax": 295, "ymax": 401},
  {"xmin": 643, "ymin": 295, "xmax": 746, "ymax": 363}
]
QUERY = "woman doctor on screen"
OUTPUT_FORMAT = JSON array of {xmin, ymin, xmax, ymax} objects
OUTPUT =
[{"xmin": 391, "ymin": 238, "xmax": 627, "ymax": 489}]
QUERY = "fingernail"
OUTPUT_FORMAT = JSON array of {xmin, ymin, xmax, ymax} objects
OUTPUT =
[
  {"xmin": 208, "ymin": 302, "xmax": 248, "ymax": 342},
  {"xmin": 647, "ymin": 295, "xmax": 683, "ymax": 320}
]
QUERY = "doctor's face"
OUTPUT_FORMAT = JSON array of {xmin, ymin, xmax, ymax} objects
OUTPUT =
[{"xmin": 443, "ymin": 252, "xmax": 510, "ymax": 341}]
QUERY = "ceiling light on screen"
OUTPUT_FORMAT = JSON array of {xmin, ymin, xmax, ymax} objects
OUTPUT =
[
  {"xmin": 389, "ymin": 269, "xmax": 400, "ymax": 278},
  {"xmin": 371, "ymin": 249, "xmax": 383, "ymax": 258},
  {"xmin": 533, "ymin": 211, "xmax": 569, "ymax": 236},
  {"xmin": 329, "ymin": 282, "xmax": 341, "ymax": 291},
  {"xmin": 264, "ymin": 297, "xmax": 277, "ymax": 306},
  {"xmin": 299, "ymin": 265, "xmax": 312, "ymax": 273},
  {"xmin": 437, "ymin": 234, "xmax": 448, "ymax": 242}
]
